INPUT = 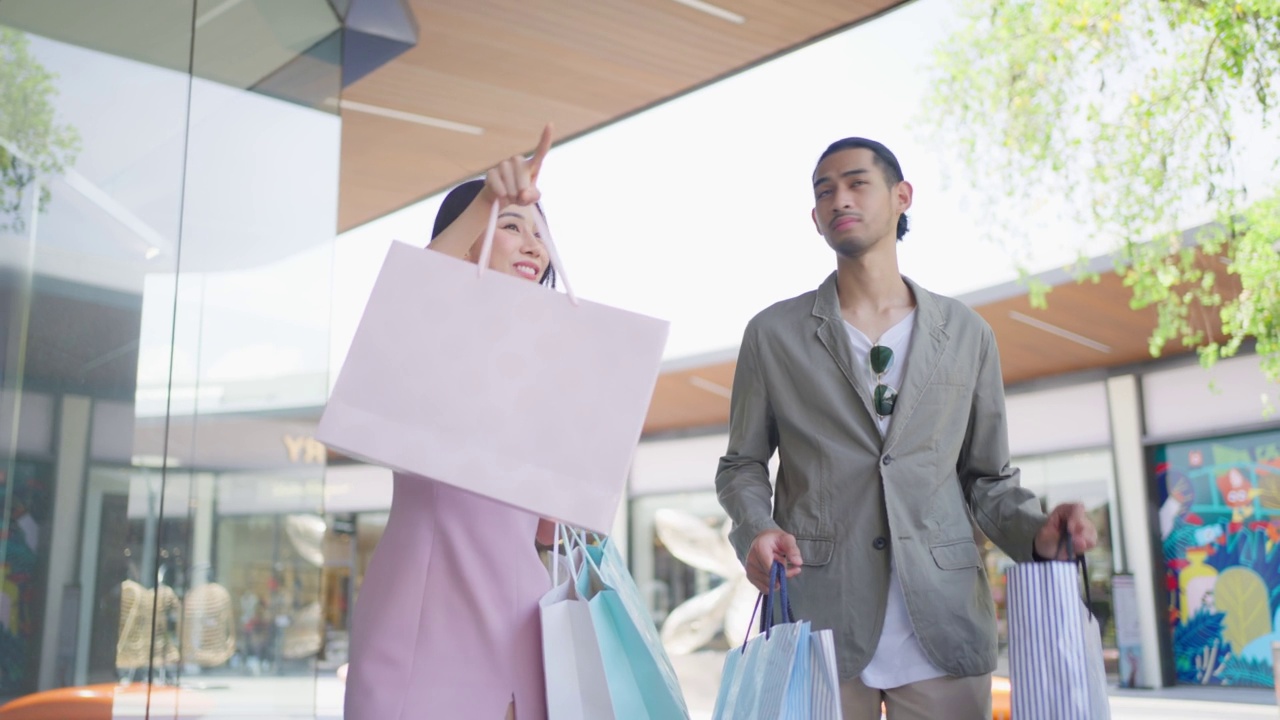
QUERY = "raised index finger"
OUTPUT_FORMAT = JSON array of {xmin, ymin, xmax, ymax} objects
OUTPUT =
[{"xmin": 527, "ymin": 123, "xmax": 554, "ymax": 179}]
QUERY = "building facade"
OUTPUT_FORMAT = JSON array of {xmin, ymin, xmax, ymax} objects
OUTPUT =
[{"xmin": 628, "ymin": 350, "xmax": 1280, "ymax": 694}]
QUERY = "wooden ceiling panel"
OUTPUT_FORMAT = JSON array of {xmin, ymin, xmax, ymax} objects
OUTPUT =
[
  {"xmin": 338, "ymin": 0, "xmax": 909, "ymax": 230},
  {"xmin": 976, "ymin": 267, "xmax": 1229, "ymax": 386},
  {"xmin": 642, "ymin": 261, "xmax": 1235, "ymax": 435},
  {"xmin": 645, "ymin": 360, "xmax": 737, "ymax": 435}
]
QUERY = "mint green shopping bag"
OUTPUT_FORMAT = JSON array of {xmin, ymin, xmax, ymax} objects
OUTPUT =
[{"xmin": 575, "ymin": 536, "xmax": 690, "ymax": 720}]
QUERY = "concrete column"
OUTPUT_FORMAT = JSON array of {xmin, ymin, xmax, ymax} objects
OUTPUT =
[
  {"xmin": 38, "ymin": 394, "xmax": 91, "ymax": 690},
  {"xmin": 1106, "ymin": 375, "xmax": 1165, "ymax": 688},
  {"xmin": 190, "ymin": 472, "xmax": 216, "ymax": 586}
]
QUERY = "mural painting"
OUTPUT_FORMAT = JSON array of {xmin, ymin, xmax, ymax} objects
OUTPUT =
[{"xmin": 1158, "ymin": 429, "xmax": 1280, "ymax": 686}]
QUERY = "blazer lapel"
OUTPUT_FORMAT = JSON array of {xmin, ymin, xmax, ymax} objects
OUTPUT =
[
  {"xmin": 884, "ymin": 277, "xmax": 950, "ymax": 452},
  {"xmin": 812, "ymin": 273, "xmax": 878, "ymax": 421}
]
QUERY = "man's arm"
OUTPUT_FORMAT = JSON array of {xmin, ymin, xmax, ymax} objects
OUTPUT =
[
  {"xmin": 959, "ymin": 323, "xmax": 1047, "ymax": 562},
  {"xmin": 715, "ymin": 322, "xmax": 783, "ymax": 564}
]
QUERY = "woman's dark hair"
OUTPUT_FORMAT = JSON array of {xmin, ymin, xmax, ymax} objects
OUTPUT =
[
  {"xmin": 816, "ymin": 137, "xmax": 910, "ymax": 241},
  {"xmin": 432, "ymin": 178, "xmax": 557, "ymax": 287}
]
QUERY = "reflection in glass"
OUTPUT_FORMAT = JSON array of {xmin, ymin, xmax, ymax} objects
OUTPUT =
[{"xmin": 0, "ymin": 2, "xmax": 344, "ymax": 714}]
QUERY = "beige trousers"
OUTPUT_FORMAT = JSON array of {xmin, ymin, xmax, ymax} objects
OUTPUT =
[{"xmin": 840, "ymin": 673, "xmax": 993, "ymax": 720}]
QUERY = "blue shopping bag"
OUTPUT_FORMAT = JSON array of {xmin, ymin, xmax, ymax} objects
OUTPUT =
[
  {"xmin": 712, "ymin": 562, "xmax": 841, "ymax": 720},
  {"xmin": 576, "ymin": 535, "xmax": 690, "ymax": 720}
]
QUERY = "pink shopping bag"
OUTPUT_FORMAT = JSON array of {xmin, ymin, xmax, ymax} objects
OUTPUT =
[{"xmin": 317, "ymin": 202, "xmax": 668, "ymax": 533}]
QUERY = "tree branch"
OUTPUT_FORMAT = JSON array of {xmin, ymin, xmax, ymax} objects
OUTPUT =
[{"xmin": 1200, "ymin": 31, "xmax": 1222, "ymax": 88}]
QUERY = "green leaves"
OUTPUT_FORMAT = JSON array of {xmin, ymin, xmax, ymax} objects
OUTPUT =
[
  {"xmin": 922, "ymin": 0, "xmax": 1280, "ymax": 401},
  {"xmin": 0, "ymin": 28, "xmax": 81, "ymax": 234}
]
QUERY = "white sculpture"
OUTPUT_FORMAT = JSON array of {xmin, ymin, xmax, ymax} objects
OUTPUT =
[{"xmin": 654, "ymin": 508, "xmax": 760, "ymax": 655}]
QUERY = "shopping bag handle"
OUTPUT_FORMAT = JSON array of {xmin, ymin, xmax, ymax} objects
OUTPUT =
[
  {"xmin": 478, "ymin": 199, "xmax": 578, "ymax": 306},
  {"xmin": 1059, "ymin": 523, "xmax": 1095, "ymax": 619},
  {"xmin": 739, "ymin": 561, "xmax": 796, "ymax": 652},
  {"xmin": 550, "ymin": 523, "xmax": 576, "ymax": 587},
  {"xmin": 763, "ymin": 561, "xmax": 795, "ymax": 634}
]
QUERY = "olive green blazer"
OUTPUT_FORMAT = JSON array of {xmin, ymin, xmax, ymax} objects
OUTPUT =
[{"xmin": 715, "ymin": 273, "xmax": 1047, "ymax": 680}]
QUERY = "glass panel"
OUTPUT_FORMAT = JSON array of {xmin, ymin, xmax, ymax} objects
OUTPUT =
[
  {"xmin": 0, "ymin": 3, "xmax": 343, "ymax": 716},
  {"xmin": 137, "ymin": 34, "xmax": 341, "ymax": 720},
  {"xmin": 0, "ymin": 14, "xmax": 194, "ymax": 709},
  {"xmin": 0, "ymin": 1, "xmax": 199, "ymax": 76},
  {"xmin": 1157, "ymin": 428, "xmax": 1280, "ymax": 688},
  {"xmin": 191, "ymin": 0, "xmax": 339, "ymax": 95},
  {"xmin": 982, "ymin": 448, "xmax": 1119, "ymax": 682},
  {"xmin": 0, "ymin": 0, "xmax": 340, "ymax": 98}
]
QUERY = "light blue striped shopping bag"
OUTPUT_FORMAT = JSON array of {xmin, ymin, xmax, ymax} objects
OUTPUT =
[{"xmin": 712, "ymin": 562, "xmax": 842, "ymax": 720}]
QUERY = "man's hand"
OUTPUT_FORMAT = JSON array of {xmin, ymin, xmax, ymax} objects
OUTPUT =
[
  {"xmin": 480, "ymin": 124, "xmax": 553, "ymax": 207},
  {"xmin": 1034, "ymin": 502, "xmax": 1099, "ymax": 560},
  {"xmin": 746, "ymin": 529, "xmax": 803, "ymax": 593}
]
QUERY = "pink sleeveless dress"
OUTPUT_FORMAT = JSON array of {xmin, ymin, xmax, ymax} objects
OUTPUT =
[{"xmin": 344, "ymin": 473, "xmax": 550, "ymax": 720}]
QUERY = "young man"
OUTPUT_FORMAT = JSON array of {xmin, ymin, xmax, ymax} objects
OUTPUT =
[{"xmin": 714, "ymin": 138, "xmax": 1098, "ymax": 720}]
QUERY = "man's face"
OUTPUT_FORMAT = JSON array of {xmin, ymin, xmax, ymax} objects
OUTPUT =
[{"xmin": 810, "ymin": 148, "xmax": 911, "ymax": 258}]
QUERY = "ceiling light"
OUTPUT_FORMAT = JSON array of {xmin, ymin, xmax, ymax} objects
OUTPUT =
[
  {"xmin": 689, "ymin": 375, "xmax": 733, "ymax": 399},
  {"xmin": 195, "ymin": 0, "xmax": 247, "ymax": 29},
  {"xmin": 145, "ymin": 247, "xmax": 160, "ymax": 260},
  {"xmin": 131, "ymin": 454, "xmax": 179, "ymax": 468},
  {"xmin": 671, "ymin": 0, "xmax": 745, "ymax": 23},
  {"xmin": 335, "ymin": 99, "xmax": 484, "ymax": 135},
  {"xmin": 1008, "ymin": 311, "xmax": 1112, "ymax": 353}
]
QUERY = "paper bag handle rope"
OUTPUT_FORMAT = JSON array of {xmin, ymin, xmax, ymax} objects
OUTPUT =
[
  {"xmin": 1058, "ymin": 522, "xmax": 1095, "ymax": 618},
  {"xmin": 550, "ymin": 522, "xmax": 584, "ymax": 587},
  {"xmin": 739, "ymin": 561, "xmax": 797, "ymax": 652},
  {"xmin": 477, "ymin": 199, "xmax": 578, "ymax": 306}
]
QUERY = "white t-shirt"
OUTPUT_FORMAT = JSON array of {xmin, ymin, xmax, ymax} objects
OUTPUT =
[{"xmin": 843, "ymin": 310, "xmax": 948, "ymax": 690}]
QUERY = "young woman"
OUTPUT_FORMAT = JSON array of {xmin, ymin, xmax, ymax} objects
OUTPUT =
[{"xmin": 344, "ymin": 127, "xmax": 558, "ymax": 720}]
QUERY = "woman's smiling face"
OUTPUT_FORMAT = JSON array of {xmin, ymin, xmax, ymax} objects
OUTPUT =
[{"xmin": 469, "ymin": 204, "xmax": 548, "ymax": 282}]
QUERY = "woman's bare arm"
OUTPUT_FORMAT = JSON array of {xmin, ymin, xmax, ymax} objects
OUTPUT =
[{"xmin": 427, "ymin": 125, "xmax": 552, "ymax": 259}]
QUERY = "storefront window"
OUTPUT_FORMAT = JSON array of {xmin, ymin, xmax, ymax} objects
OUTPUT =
[
  {"xmin": 631, "ymin": 447, "xmax": 1122, "ymax": 693},
  {"xmin": 628, "ymin": 491, "xmax": 752, "ymax": 718},
  {"xmin": 216, "ymin": 512, "xmax": 325, "ymax": 676},
  {"xmin": 631, "ymin": 494, "xmax": 753, "ymax": 655},
  {"xmin": 0, "ymin": 3, "xmax": 345, "ymax": 714},
  {"xmin": 1156, "ymin": 427, "xmax": 1280, "ymax": 687},
  {"xmin": 979, "ymin": 449, "xmax": 1119, "ymax": 680}
]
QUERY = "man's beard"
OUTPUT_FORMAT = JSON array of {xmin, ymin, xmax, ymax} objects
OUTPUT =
[{"xmin": 831, "ymin": 236, "xmax": 871, "ymax": 259}]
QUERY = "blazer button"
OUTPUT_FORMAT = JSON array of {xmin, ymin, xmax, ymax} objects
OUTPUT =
[
  {"xmin": 882, "ymin": 454, "xmax": 893, "ymax": 466},
  {"xmin": 873, "ymin": 537, "xmax": 887, "ymax": 550}
]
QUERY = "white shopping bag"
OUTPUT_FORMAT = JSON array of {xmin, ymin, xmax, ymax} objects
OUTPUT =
[
  {"xmin": 1007, "ymin": 550, "xmax": 1111, "ymax": 720},
  {"xmin": 317, "ymin": 202, "xmax": 668, "ymax": 533},
  {"xmin": 541, "ymin": 533, "xmax": 615, "ymax": 720}
]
